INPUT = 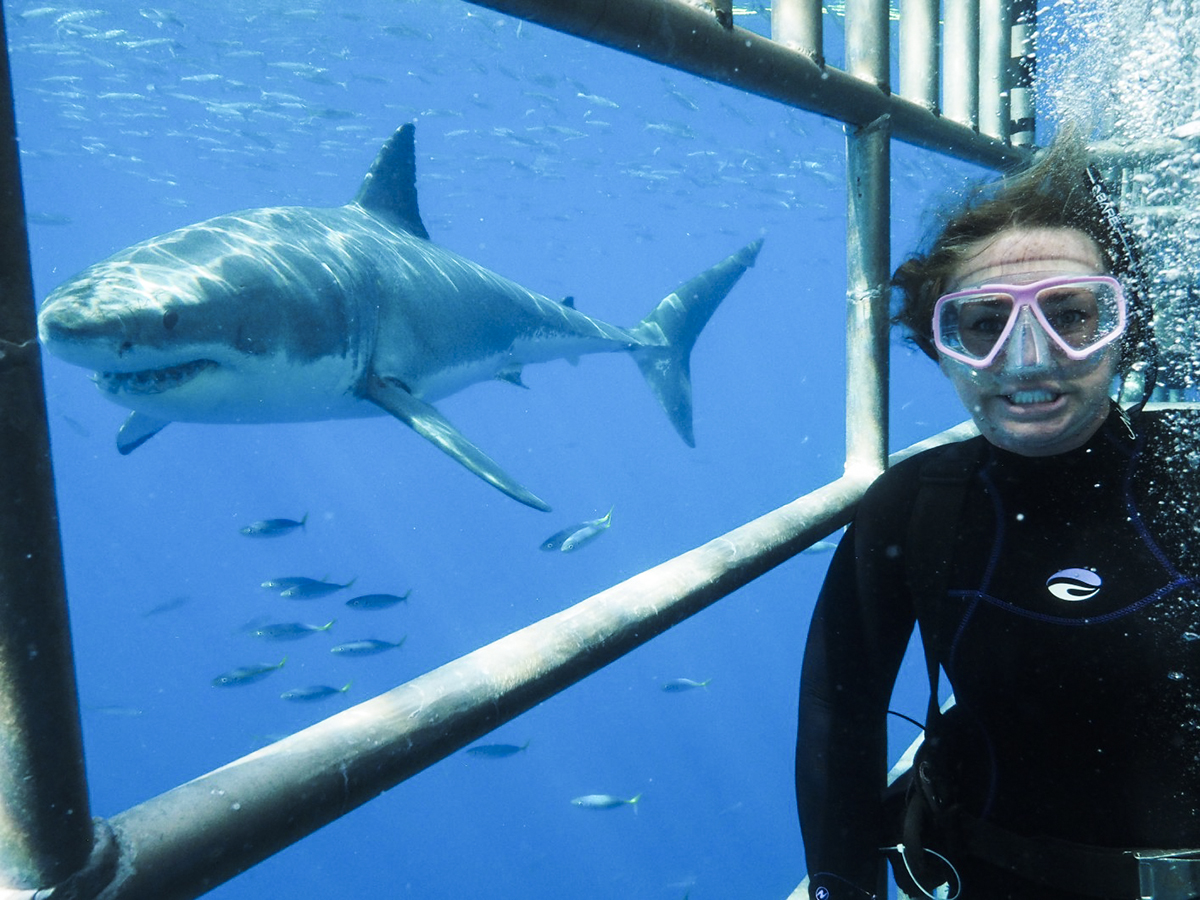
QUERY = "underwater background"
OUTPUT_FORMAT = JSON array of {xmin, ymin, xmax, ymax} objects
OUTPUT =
[{"xmin": 8, "ymin": 1, "xmax": 1026, "ymax": 897}]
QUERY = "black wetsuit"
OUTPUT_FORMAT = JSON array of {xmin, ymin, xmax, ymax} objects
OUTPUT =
[{"xmin": 797, "ymin": 406, "xmax": 1200, "ymax": 899}]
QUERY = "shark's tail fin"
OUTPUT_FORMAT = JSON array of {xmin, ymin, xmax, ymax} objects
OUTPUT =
[{"xmin": 629, "ymin": 238, "xmax": 763, "ymax": 446}]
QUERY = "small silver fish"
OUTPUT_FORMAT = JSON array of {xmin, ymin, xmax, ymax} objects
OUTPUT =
[
  {"xmin": 86, "ymin": 705, "xmax": 143, "ymax": 717},
  {"xmin": 142, "ymin": 595, "xmax": 190, "ymax": 617},
  {"xmin": 280, "ymin": 682, "xmax": 352, "ymax": 702},
  {"xmin": 280, "ymin": 577, "xmax": 356, "ymax": 600},
  {"xmin": 212, "ymin": 657, "xmax": 286, "ymax": 687},
  {"xmin": 249, "ymin": 620, "xmax": 335, "ymax": 641},
  {"xmin": 540, "ymin": 507, "xmax": 614, "ymax": 552},
  {"xmin": 571, "ymin": 792, "xmax": 642, "ymax": 810},
  {"xmin": 330, "ymin": 637, "xmax": 406, "ymax": 656},
  {"xmin": 661, "ymin": 677, "xmax": 711, "ymax": 693},
  {"xmin": 465, "ymin": 741, "xmax": 530, "ymax": 758},
  {"xmin": 576, "ymin": 91, "xmax": 620, "ymax": 109},
  {"xmin": 240, "ymin": 514, "xmax": 307, "ymax": 537},
  {"xmin": 261, "ymin": 576, "xmax": 322, "ymax": 592},
  {"xmin": 345, "ymin": 591, "xmax": 410, "ymax": 610}
]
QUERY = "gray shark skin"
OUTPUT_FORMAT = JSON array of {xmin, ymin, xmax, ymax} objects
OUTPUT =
[{"xmin": 38, "ymin": 123, "xmax": 762, "ymax": 511}]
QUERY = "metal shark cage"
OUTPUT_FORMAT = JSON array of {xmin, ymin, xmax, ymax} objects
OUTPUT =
[{"xmin": 0, "ymin": 1, "xmax": 1035, "ymax": 898}]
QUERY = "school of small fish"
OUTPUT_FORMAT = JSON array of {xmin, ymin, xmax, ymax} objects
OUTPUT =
[
  {"xmin": 132, "ymin": 497, "xmax": 704, "ymax": 805},
  {"xmin": 212, "ymin": 506, "xmax": 629, "ymax": 706},
  {"xmin": 198, "ymin": 515, "xmax": 414, "ymax": 704},
  {"xmin": 181, "ymin": 502, "xmax": 713, "ymax": 813}
]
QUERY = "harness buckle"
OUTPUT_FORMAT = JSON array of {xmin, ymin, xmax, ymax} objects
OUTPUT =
[{"xmin": 1136, "ymin": 850, "xmax": 1200, "ymax": 899}]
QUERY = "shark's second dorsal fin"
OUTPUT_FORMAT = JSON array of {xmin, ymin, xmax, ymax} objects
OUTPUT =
[{"xmin": 353, "ymin": 123, "xmax": 430, "ymax": 240}]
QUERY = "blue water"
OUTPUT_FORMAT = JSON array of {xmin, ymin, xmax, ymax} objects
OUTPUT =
[{"xmin": 9, "ymin": 2, "xmax": 977, "ymax": 897}]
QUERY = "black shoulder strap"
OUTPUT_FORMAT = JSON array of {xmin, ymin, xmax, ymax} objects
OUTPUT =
[{"xmin": 905, "ymin": 439, "xmax": 985, "ymax": 727}]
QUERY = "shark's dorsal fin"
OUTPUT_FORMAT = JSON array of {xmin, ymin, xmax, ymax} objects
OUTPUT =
[{"xmin": 352, "ymin": 123, "xmax": 430, "ymax": 240}]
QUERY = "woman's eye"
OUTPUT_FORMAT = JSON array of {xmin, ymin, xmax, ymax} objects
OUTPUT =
[
  {"xmin": 1051, "ymin": 308, "xmax": 1088, "ymax": 326},
  {"xmin": 965, "ymin": 313, "xmax": 1006, "ymax": 334}
]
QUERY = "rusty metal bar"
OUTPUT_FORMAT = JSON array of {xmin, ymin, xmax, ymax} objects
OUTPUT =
[{"xmin": 0, "ymin": 6, "xmax": 97, "ymax": 893}]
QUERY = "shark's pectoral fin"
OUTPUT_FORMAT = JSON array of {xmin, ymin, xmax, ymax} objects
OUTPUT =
[
  {"xmin": 366, "ymin": 376, "xmax": 551, "ymax": 512},
  {"xmin": 117, "ymin": 412, "xmax": 171, "ymax": 455},
  {"xmin": 495, "ymin": 364, "xmax": 529, "ymax": 389}
]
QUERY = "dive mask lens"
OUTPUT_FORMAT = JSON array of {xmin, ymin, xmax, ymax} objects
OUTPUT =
[{"xmin": 933, "ymin": 275, "xmax": 1127, "ymax": 368}]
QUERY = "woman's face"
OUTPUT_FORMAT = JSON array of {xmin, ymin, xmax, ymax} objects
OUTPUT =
[{"xmin": 938, "ymin": 227, "xmax": 1121, "ymax": 457}]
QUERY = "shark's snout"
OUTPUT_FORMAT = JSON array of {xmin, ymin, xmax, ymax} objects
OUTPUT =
[
  {"xmin": 40, "ymin": 273, "xmax": 176, "ymax": 356},
  {"xmin": 38, "ymin": 280, "xmax": 216, "ymax": 395},
  {"xmin": 38, "ymin": 287, "xmax": 125, "ymax": 360}
]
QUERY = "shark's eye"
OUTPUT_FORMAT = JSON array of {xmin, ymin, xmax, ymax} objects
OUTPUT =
[{"xmin": 163, "ymin": 310, "xmax": 179, "ymax": 331}]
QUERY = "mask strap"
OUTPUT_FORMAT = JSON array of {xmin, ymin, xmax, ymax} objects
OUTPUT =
[{"xmin": 1084, "ymin": 163, "xmax": 1158, "ymax": 413}]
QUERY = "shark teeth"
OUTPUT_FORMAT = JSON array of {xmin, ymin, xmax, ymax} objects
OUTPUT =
[
  {"xmin": 1006, "ymin": 389, "xmax": 1058, "ymax": 405},
  {"xmin": 97, "ymin": 359, "xmax": 218, "ymax": 395}
]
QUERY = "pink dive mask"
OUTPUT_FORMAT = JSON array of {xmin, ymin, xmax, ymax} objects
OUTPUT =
[{"xmin": 932, "ymin": 274, "xmax": 1127, "ymax": 369}]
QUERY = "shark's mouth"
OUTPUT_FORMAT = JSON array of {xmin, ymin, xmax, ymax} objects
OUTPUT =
[{"xmin": 97, "ymin": 359, "xmax": 219, "ymax": 396}]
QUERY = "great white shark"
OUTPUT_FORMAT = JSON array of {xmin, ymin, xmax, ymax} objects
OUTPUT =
[{"xmin": 37, "ymin": 123, "xmax": 762, "ymax": 511}]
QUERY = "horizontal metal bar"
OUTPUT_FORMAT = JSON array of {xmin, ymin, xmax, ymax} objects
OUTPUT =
[
  {"xmin": 1089, "ymin": 137, "xmax": 1192, "ymax": 164},
  {"xmin": 465, "ymin": 0, "xmax": 1028, "ymax": 171},
  {"xmin": 81, "ymin": 421, "xmax": 976, "ymax": 900}
]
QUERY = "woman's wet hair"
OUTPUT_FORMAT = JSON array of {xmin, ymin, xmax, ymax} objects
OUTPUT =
[{"xmin": 892, "ymin": 130, "xmax": 1157, "ymax": 404}]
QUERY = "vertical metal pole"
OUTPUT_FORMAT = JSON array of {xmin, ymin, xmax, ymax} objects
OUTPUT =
[
  {"xmin": 844, "ymin": 28, "xmax": 891, "ymax": 897},
  {"xmin": 0, "ymin": 6, "xmax": 95, "ymax": 890},
  {"xmin": 844, "ymin": 0, "xmax": 890, "ymax": 480},
  {"xmin": 1009, "ymin": 0, "xmax": 1036, "ymax": 147},
  {"xmin": 771, "ymin": 0, "xmax": 824, "ymax": 63},
  {"xmin": 978, "ymin": 0, "xmax": 1012, "ymax": 140},
  {"xmin": 845, "ymin": 0, "xmax": 889, "ymax": 90},
  {"xmin": 900, "ymin": 0, "xmax": 940, "ymax": 112},
  {"xmin": 944, "ymin": 0, "xmax": 980, "ymax": 129}
]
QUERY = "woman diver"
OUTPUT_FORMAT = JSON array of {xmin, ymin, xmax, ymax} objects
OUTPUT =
[{"xmin": 796, "ymin": 133, "xmax": 1200, "ymax": 899}]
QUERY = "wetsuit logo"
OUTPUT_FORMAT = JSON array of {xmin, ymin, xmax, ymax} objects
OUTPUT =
[{"xmin": 1046, "ymin": 568, "xmax": 1102, "ymax": 601}]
